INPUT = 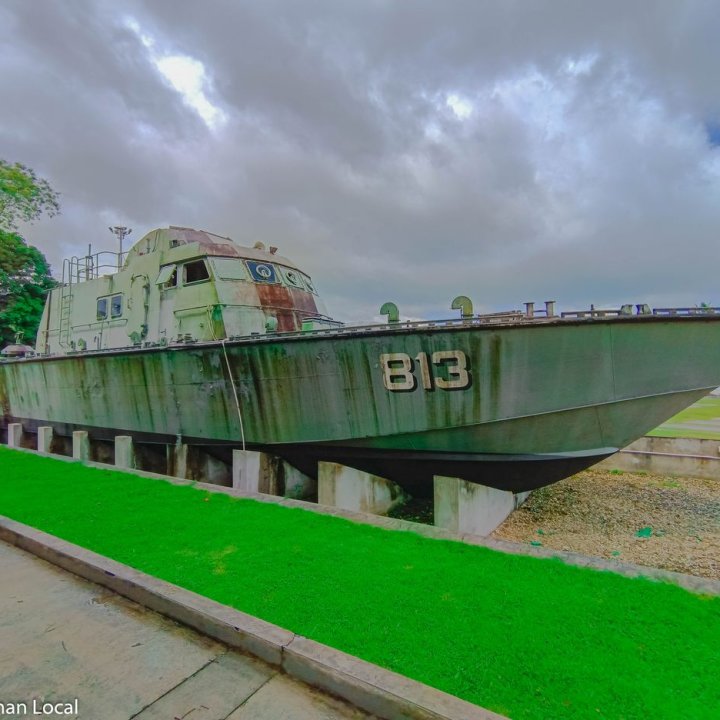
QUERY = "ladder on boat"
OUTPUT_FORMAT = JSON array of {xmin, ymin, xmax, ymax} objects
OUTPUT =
[{"xmin": 58, "ymin": 259, "xmax": 74, "ymax": 349}]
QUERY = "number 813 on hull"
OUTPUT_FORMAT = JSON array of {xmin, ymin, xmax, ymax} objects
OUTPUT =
[{"xmin": 380, "ymin": 350, "xmax": 471, "ymax": 392}]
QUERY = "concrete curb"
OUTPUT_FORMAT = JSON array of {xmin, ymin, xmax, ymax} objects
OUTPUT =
[
  {"xmin": 6, "ymin": 445, "xmax": 720, "ymax": 596},
  {"xmin": 0, "ymin": 517, "xmax": 506, "ymax": 720}
]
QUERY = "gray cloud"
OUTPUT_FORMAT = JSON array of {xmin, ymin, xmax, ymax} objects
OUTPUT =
[{"xmin": 2, "ymin": 0, "xmax": 720, "ymax": 321}]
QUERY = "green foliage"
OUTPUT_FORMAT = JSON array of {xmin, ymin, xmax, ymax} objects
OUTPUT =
[
  {"xmin": 0, "ymin": 230, "xmax": 57, "ymax": 345},
  {"xmin": 1, "ymin": 447, "xmax": 719, "ymax": 720},
  {"xmin": 0, "ymin": 160, "xmax": 60, "ymax": 230},
  {"xmin": 0, "ymin": 161, "xmax": 59, "ymax": 345}
]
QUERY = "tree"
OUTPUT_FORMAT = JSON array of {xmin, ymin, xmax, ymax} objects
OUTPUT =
[
  {"xmin": 0, "ymin": 160, "xmax": 60, "ymax": 230},
  {"xmin": 0, "ymin": 161, "xmax": 60, "ymax": 347}
]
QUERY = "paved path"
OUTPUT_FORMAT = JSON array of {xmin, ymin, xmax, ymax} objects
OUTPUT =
[{"xmin": 0, "ymin": 541, "xmax": 372, "ymax": 720}]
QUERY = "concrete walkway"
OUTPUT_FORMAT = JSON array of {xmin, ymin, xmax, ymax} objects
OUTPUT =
[{"xmin": 0, "ymin": 541, "xmax": 371, "ymax": 720}]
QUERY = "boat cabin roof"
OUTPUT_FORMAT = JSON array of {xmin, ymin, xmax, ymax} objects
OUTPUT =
[{"xmin": 124, "ymin": 226, "xmax": 300, "ymax": 269}]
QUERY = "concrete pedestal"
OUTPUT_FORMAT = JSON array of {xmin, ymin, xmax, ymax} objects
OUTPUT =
[
  {"xmin": 231, "ymin": 451, "xmax": 316, "ymax": 498},
  {"xmin": 318, "ymin": 462, "xmax": 405, "ymax": 515},
  {"xmin": 115, "ymin": 436, "xmax": 135, "ymax": 469},
  {"xmin": 434, "ymin": 475, "xmax": 527, "ymax": 536},
  {"xmin": 281, "ymin": 461, "xmax": 316, "ymax": 500},
  {"xmin": 37, "ymin": 426, "xmax": 53, "ymax": 453},
  {"xmin": 232, "ymin": 450, "xmax": 276, "ymax": 493},
  {"xmin": 167, "ymin": 444, "xmax": 231, "ymax": 485},
  {"xmin": 7, "ymin": 423, "xmax": 23, "ymax": 448},
  {"xmin": 169, "ymin": 443, "xmax": 189, "ymax": 479},
  {"xmin": 72, "ymin": 431, "xmax": 90, "ymax": 461}
]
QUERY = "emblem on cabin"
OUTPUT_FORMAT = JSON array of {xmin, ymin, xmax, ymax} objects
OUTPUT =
[{"xmin": 247, "ymin": 261, "xmax": 277, "ymax": 283}]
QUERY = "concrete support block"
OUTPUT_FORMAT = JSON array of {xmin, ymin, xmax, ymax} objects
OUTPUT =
[
  {"xmin": 72, "ymin": 430, "xmax": 89, "ymax": 461},
  {"xmin": 232, "ymin": 450, "xmax": 277, "ymax": 493},
  {"xmin": 434, "ymin": 475, "xmax": 519, "ymax": 537},
  {"xmin": 115, "ymin": 435, "xmax": 135, "ymax": 469},
  {"xmin": 318, "ymin": 462, "xmax": 405, "ymax": 514},
  {"xmin": 232, "ymin": 451, "xmax": 314, "ymax": 498},
  {"xmin": 170, "ymin": 443, "xmax": 188, "ymax": 479},
  {"xmin": 202, "ymin": 453, "xmax": 231, "ymax": 486},
  {"xmin": 7, "ymin": 423, "xmax": 23, "ymax": 448},
  {"xmin": 37, "ymin": 426, "xmax": 53, "ymax": 453},
  {"xmin": 165, "ymin": 444, "xmax": 230, "ymax": 485},
  {"xmin": 282, "ymin": 461, "xmax": 317, "ymax": 500}
]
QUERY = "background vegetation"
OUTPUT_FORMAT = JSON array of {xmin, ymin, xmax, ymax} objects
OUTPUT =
[{"xmin": 0, "ymin": 160, "xmax": 59, "ymax": 346}]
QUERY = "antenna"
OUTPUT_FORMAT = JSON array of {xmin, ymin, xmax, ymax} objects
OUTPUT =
[{"xmin": 109, "ymin": 226, "xmax": 132, "ymax": 270}]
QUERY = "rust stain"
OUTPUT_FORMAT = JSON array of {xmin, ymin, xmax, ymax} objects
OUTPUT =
[{"xmin": 256, "ymin": 285, "xmax": 318, "ymax": 331}]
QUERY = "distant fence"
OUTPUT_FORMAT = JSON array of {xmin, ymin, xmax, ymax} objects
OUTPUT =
[{"xmin": 595, "ymin": 437, "xmax": 720, "ymax": 480}]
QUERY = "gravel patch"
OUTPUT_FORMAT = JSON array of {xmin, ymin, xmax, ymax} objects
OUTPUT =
[{"xmin": 493, "ymin": 469, "xmax": 720, "ymax": 580}]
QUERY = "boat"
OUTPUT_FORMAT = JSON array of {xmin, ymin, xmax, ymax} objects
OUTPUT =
[{"xmin": 2, "ymin": 225, "xmax": 720, "ymax": 493}]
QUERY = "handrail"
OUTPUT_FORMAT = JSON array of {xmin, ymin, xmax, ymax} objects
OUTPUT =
[{"xmin": 61, "ymin": 250, "xmax": 125, "ymax": 285}]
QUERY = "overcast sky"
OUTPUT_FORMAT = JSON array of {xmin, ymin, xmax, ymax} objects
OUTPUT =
[{"xmin": 2, "ymin": 0, "xmax": 719, "ymax": 321}]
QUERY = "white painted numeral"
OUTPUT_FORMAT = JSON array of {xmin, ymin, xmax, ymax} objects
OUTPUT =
[
  {"xmin": 380, "ymin": 353, "xmax": 417, "ymax": 391},
  {"xmin": 380, "ymin": 350, "xmax": 470, "ymax": 392},
  {"xmin": 432, "ymin": 350, "xmax": 470, "ymax": 390}
]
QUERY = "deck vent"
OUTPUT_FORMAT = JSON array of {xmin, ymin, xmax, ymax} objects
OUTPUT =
[
  {"xmin": 451, "ymin": 296, "xmax": 474, "ymax": 319},
  {"xmin": 380, "ymin": 302, "xmax": 399, "ymax": 324}
]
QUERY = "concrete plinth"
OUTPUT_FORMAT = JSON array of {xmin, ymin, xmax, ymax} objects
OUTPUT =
[
  {"xmin": 115, "ymin": 436, "xmax": 135, "ymax": 469},
  {"xmin": 72, "ymin": 430, "xmax": 89, "ymax": 461},
  {"xmin": 434, "ymin": 475, "xmax": 525, "ymax": 537},
  {"xmin": 231, "ymin": 451, "xmax": 314, "ymax": 498},
  {"xmin": 169, "ymin": 443, "xmax": 189, "ymax": 479},
  {"xmin": 232, "ymin": 450, "xmax": 274, "ymax": 493},
  {"xmin": 318, "ymin": 462, "xmax": 405, "ymax": 515},
  {"xmin": 166, "ymin": 444, "xmax": 231, "ymax": 485},
  {"xmin": 281, "ymin": 461, "xmax": 316, "ymax": 500},
  {"xmin": 7, "ymin": 423, "xmax": 23, "ymax": 448},
  {"xmin": 37, "ymin": 426, "xmax": 53, "ymax": 453}
]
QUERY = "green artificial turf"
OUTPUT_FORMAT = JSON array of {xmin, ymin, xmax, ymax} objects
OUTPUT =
[
  {"xmin": 1, "ymin": 448, "xmax": 719, "ymax": 720},
  {"xmin": 649, "ymin": 396, "xmax": 720, "ymax": 439}
]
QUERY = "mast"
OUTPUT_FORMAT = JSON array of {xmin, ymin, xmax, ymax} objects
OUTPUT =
[{"xmin": 108, "ymin": 226, "xmax": 132, "ymax": 270}]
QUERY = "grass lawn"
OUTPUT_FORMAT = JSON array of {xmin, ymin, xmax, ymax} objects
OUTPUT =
[
  {"xmin": 1, "ymin": 447, "xmax": 719, "ymax": 720},
  {"xmin": 649, "ymin": 396, "xmax": 720, "ymax": 439}
]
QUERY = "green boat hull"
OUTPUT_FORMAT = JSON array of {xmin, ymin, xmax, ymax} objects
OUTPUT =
[{"xmin": 2, "ymin": 316, "xmax": 719, "ymax": 491}]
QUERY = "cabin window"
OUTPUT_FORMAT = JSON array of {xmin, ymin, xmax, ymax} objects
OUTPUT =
[
  {"xmin": 210, "ymin": 257, "xmax": 248, "ymax": 280},
  {"xmin": 156, "ymin": 264, "xmax": 177, "ymax": 287},
  {"xmin": 96, "ymin": 298, "xmax": 108, "ymax": 320},
  {"xmin": 111, "ymin": 294, "xmax": 123, "ymax": 318},
  {"xmin": 282, "ymin": 268, "xmax": 303, "ymax": 288},
  {"xmin": 184, "ymin": 260, "xmax": 210, "ymax": 285}
]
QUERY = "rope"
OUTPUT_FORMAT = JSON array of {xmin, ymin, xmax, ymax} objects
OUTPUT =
[{"xmin": 221, "ymin": 339, "xmax": 246, "ymax": 451}]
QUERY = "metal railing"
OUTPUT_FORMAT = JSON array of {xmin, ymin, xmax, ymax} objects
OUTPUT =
[{"xmin": 61, "ymin": 251, "xmax": 125, "ymax": 286}]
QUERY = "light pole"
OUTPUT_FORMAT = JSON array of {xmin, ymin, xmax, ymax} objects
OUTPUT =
[{"xmin": 109, "ymin": 226, "xmax": 132, "ymax": 270}]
